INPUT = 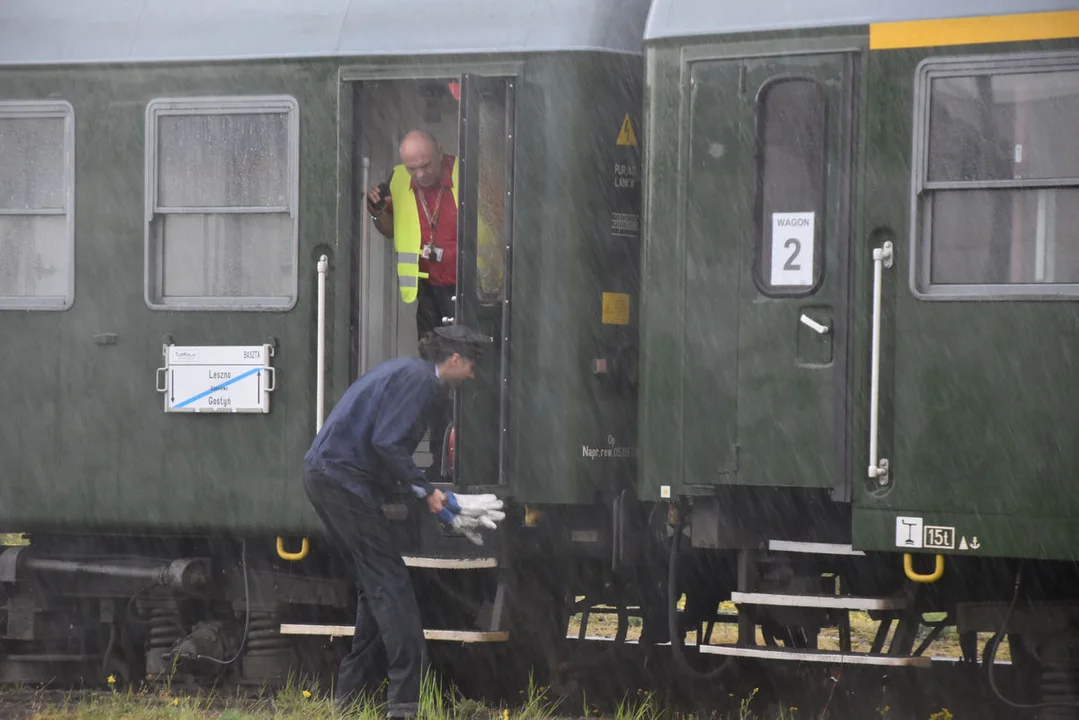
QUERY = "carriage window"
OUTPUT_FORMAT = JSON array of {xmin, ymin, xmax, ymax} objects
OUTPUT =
[
  {"xmin": 0, "ymin": 101, "xmax": 74, "ymax": 310},
  {"xmin": 475, "ymin": 82, "xmax": 508, "ymax": 304},
  {"xmin": 754, "ymin": 78, "xmax": 827, "ymax": 296},
  {"xmin": 913, "ymin": 60, "xmax": 1079, "ymax": 297},
  {"xmin": 145, "ymin": 97, "xmax": 299, "ymax": 310}
]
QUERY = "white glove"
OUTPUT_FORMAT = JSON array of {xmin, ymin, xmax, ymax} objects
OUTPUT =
[
  {"xmin": 444, "ymin": 513, "xmax": 485, "ymax": 546},
  {"xmin": 453, "ymin": 493, "xmax": 506, "ymax": 530},
  {"xmin": 438, "ymin": 492, "xmax": 506, "ymax": 544}
]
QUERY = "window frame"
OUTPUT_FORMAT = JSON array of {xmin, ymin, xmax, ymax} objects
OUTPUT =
[
  {"xmin": 144, "ymin": 95, "xmax": 300, "ymax": 311},
  {"xmin": 471, "ymin": 77, "xmax": 514, "ymax": 307},
  {"xmin": 751, "ymin": 74, "xmax": 829, "ymax": 298},
  {"xmin": 909, "ymin": 51, "xmax": 1079, "ymax": 301},
  {"xmin": 0, "ymin": 100, "xmax": 76, "ymax": 311}
]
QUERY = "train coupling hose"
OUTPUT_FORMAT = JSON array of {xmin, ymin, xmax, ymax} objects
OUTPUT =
[{"xmin": 668, "ymin": 501, "xmax": 733, "ymax": 681}]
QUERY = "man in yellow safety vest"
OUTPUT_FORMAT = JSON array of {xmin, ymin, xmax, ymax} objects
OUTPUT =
[
  {"xmin": 366, "ymin": 131, "xmax": 463, "ymax": 482},
  {"xmin": 367, "ymin": 130, "xmax": 460, "ymax": 333}
]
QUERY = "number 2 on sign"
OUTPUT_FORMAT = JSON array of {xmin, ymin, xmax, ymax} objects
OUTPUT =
[
  {"xmin": 770, "ymin": 212, "xmax": 815, "ymax": 287},
  {"xmin": 783, "ymin": 238, "xmax": 801, "ymax": 271}
]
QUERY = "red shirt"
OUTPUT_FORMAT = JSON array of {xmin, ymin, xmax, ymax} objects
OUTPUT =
[{"xmin": 406, "ymin": 154, "xmax": 457, "ymax": 287}]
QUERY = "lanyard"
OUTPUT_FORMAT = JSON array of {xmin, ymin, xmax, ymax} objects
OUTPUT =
[{"xmin": 415, "ymin": 185, "xmax": 446, "ymax": 244}]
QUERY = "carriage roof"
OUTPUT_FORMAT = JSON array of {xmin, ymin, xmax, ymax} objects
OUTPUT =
[
  {"xmin": 0, "ymin": 0, "xmax": 651, "ymax": 66},
  {"xmin": 644, "ymin": 0, "xmax": 1079, "ymax": 42}
]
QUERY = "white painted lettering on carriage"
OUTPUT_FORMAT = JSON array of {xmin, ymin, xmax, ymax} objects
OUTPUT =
[
  {"xmin": 581, "ymin": 434, "xmax": 635, "ymax": 460},
  {"xmin": 611, "ymin": 212, "xmax": 640, "ymax": 238},
  {"xmin": 163, "ymin": 345, "xmax": 272, "ymax": 414},
  {"xmin": 613, "ymin": 163, "xmax": 638, "ymax": 189},
  {"xmin": 895, "ymin": 516, "xmax": 923, "ymax": 549},
  {"xmin": 923, "ymin": 525, "xmax": 955, "ymax": 550},
  {"xmin": 582, "ymin": 433, "xmax": 630, "ymax": 462},
  {"xmin": 581, "ymin": 445, "xmax": 635, "ymax": 460},
  {"xmin": 959, "ymin": 535, "xmax": 984, "ymax": 551},
  {"xmin": 770, "ymin": 211, "xmax": 815, "ymax": 287}
]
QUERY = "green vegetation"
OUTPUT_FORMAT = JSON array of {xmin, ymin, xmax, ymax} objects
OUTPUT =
[
  {"xmin": 20, "ymin": 674, "xmax": 809, "ymax": 720},
  {"xmin": 17, "ymin": 677, "xmax": 962, "ymax": 720}
]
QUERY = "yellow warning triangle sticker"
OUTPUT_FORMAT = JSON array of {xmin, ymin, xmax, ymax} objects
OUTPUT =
[{"xmin": 616, "ymin": 114, "xmax": 637, "ymax": 146}]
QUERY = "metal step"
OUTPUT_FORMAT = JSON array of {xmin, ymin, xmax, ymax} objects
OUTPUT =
[
  {"xmin": 730, "ymin": 592, "xmax": 907, "ymax": 611},
  {"xmin": 565, "ymin": 635, "xmax": 702, "ymax": 648},
  {"xmin": 698, "ymin": 643, "xmax": 932, "ymax": 668},
  {"xmin": 279, "ymin": 623, "xmax": 509, "ymax": 643},
  {"xmin": 767, "ymin": 540, "xmax": 867, "ymax": 556},
  {"xmin": 402, "ymin": 555, "xmax": 498, "ymax": 569}
]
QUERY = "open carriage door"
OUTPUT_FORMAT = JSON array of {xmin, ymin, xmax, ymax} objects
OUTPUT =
[{"xmin": 450, "ymin": 73, "xmax": 515, "ymax": 489}]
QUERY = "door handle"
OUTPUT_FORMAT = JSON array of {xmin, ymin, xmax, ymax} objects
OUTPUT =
[{"xmin": 799, "ymin": 313, "xmax": 830, "ymax": 335}]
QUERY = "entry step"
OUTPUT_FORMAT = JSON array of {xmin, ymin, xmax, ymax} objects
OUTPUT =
[
  {"xmin": 698, "ymin": 643, "xmax": 931, "ymax": 668},
  {"xmin": 767, "ymin": 540, "xmax": 866, "ymax": 556},
  {"xmin": 279, "ymin": 624, "xmax": 508, "ymax": 643},
  {"xmin": 402, "ymin": 556, "xmax": 498, "ymax": 569},
  {"xmin": 730, "ymin": 592, "xmax": 907, "ymax": 611}
]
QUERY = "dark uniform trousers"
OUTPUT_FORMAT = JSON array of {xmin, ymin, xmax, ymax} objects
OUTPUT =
[
  {"xmin": 416, "ymin": 281, "xmax": 455, "ymax": 340},
  {"xmin": 302, "ymin": 466, "xmax": 427, "ymax": 716},
  {"xmin": 417, "ymin": 280, "xmax": 456, "ymax": 481}
]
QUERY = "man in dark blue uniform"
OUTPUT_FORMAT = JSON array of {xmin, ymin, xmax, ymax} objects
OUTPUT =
[{"xmin": 301, "ymin": 324, "xmax": 493, "ymax": 717}]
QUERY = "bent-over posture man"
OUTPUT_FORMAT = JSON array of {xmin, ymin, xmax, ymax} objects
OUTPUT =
[{"xmin": 301, "ymin": 324, "xmax": 501, "ymax": 718}]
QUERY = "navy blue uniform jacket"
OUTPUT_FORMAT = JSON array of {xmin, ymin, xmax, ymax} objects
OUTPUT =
[{"xmin": 304, "ymin": 356, "xmax": 438, "ymax": 498}]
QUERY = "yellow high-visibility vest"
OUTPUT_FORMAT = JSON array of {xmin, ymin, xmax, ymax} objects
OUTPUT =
[
  {"xmin": 388, "ymin": 158, "xmax": 459, "ymax": 304},
  {"xmin": 387, "ymin": 156, "xmax": 501, "ymax": 304}
]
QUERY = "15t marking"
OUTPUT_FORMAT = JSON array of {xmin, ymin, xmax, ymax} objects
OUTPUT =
[{"xmin": 923, "ymin": 525, "xmax": 955, "ymax": 550}]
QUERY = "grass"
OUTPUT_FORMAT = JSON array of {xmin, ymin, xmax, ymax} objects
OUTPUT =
[
  {"xmin": 14, "ymin": 664, "xmax": 820, "ymax": 720},
  {"xmin": 22, "ymin": 683, "xmax": 809, "ymax": 720},
  {"xmin": 14, "ymin": 617, "xmax": 968, "ymax": 720},
  {"xmin": 22, "ymin": 673, "xmax": 667, "ymax": 720}
]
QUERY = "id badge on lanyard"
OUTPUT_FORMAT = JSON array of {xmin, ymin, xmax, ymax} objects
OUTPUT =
[{"xmin": 418, "ymin": 186, "xmax": 446, "ymax": 263}]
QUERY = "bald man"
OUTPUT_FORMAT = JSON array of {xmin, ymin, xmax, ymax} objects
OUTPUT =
[
  {"xmin": 367, "ymin": 131, "xmax": 460, "ymax": 481},
  {"xmin": 367, "ymin": 131, "xmax": 459, "ymax": 340}
]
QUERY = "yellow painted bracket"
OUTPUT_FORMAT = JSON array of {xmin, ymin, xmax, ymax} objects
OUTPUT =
[
  {"xmin": 277, "ymin": 536, "xmax": 310, "ymax": 561},
  {"xmin": 903, "ymin": 553, "xmax": 944, "ymax": 583}
]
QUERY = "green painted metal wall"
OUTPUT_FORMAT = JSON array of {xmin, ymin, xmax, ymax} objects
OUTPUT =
[
  {"xmin": 852, "ymin": 38, "xmax": 1079, "ymax": 562},
  {"xmin": 638, "ymin": 30, "xmax": 861, "ymax": 501},
  {"xmin": 505, "ymin": 55, "xmax": 642, "ymax": 506},
  {"xmin": 0, "ymin": 60, "xmax": 339, "ymax": 534},
  {"xmin": 0, "ymin": 50, "xmax": 642, "ymax": 533},
  {"xmin": 640, "ymin": 25, "xmax": 1079, "ymax": 561}
]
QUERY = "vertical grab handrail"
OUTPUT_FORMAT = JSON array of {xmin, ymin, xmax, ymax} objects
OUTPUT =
[
  {"xmin": 868, "ymin": 240, "xmax": 893, "ymax": 483},
  {"xmin": 316, "ymin": 254, "xmax": 329, "ymax": 432},
  {"xmin": 277, "ymin": 254, "xmax": 329, "ymax": 563},
  {"xmin": 359, "ymin": 158, "xmax": 371, "ymax": 373}
]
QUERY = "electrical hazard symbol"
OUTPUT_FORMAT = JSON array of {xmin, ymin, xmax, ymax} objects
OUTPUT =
[{"xmin": 616, "ymin": 114, "xmax": 637, "ymax": 147}]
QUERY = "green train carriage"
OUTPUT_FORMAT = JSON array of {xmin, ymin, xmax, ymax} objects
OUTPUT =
[
  {"xmin": 5, "ymin": 0, "xmax": 1079, "ymax": 710},
  {"xmin": 0, "ymin": 0, "xmax": 653, "ymax": 688},
  {"xmin": 639, "ymin": 0, "xmax": 1079, "ymax": 705}
]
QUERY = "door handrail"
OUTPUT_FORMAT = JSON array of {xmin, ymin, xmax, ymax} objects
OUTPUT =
[
  {"xmin": 277, "ymin": 254, "xmax": 329, "ymax": 562},
  {"xmin": 868, "ymin": 241, "xmax": 893, "ymax": 483}
]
